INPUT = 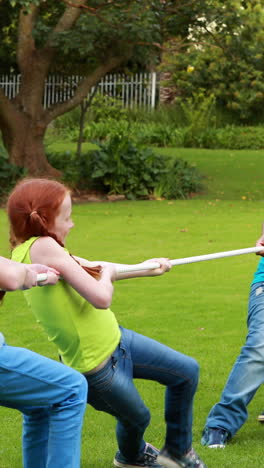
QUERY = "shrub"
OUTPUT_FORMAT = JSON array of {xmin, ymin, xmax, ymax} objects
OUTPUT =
[
  {"xmin": 154, "ymin": 158, "xmax": 204, "ymax": 199},
  {"xmin": 211, "ymin": 126, "xmax": 264, "ymax": 150},
  {"xmin": 53, "ymin": 106, "xmax": 82, "ymax": 131},
  {"xmin": 47, "ymin": 136, "xmax": 204, "ymax": 199},
  {"xmin": 74, "ymin": 135, "xmax": 169, "ymax": 199},
  {"xmin": 87, "ymin": 94, "xmax": 127, "ymax": 123},
  {"xmin": 176, "ymin": 125, "xmax": 264, "ymax": 150}
]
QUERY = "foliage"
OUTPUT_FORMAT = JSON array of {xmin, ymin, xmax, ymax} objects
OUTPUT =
[
  {"xmin": 160, "ymin": 0, "xmax": 264, "ymax": 122},
  {"xmin": 166, "ymin": 125, "xmax": 264, "ymax": 150},
  {"xmin": 47, "ymin": 135, "xmax": 204, "ymax": 199},
  {"xmin": 48, "ymin": 136, "xmax": 169, "ymax": 199},
  {"xmin": 82, "ymin": 139, "xmax": 167, "ymax": 199},
  {"xmin": 0, "ymin": 144, "xmax": 26, "ymax": 201},
  {"xmin": 154, "ymin": 158, "xmax": 204, "ymax": 199},
  {"xmin": 0, "ymin": 0, "xmax": 198, "ymax": 74},
  {"xmin": 179, "ymin": 93, "xmax": 216, "ymax": 128},
  {"xmin": 202, "ymin": 125, "xmax": 264, "ymax": 150},
  {"xmin": 86, "ymin": 94, "xmax": 128, "ymax": 123},
  {"xmin": 51, "ymin": 111, "xmax": 264, "ymax": 151},
  {"xmin": 53, "ymin": 94, "xmax": 127, "ymax": 134},
  {"xmin": 52, "ymin": 107, "xmax": 83, "ymax": 132}
]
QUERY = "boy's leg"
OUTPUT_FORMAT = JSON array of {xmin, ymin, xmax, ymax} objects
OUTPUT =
[
  {"xmin": 0, "ymin": 343, "xmax": 87, "ymax": 468},
  {"xmin": 203, "ymin": 282, "xmax": 264, "ymax": 439}
]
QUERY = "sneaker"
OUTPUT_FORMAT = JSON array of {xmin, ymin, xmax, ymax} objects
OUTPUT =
[
  {"xmin": 257, "ymin": 412, "xmax": 264, "ymax": 423},
  {"xmin": 114, "ymin": 443, "xmax": 164, "ymax": 468},
  {"xmin": 157, "ymin": 447, "xmax": 207, "ymax": 468},
  {"xmin": 201, "ymin": 427, "xmax": 229, "ymax": 448}
]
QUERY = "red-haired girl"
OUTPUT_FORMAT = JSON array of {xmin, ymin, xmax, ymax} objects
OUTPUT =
[
  {"xmin": 7, "ymin": 178, "xmax": 207, "ymax": 468},
  {"xmin": 0, "ymin": 256, "xmax": 87, "ymax": 468}
]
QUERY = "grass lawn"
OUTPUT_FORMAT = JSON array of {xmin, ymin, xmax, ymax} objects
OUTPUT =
[
  {"xmin": 1, "ymin": 146, "xmax": 264, "ymax": 466},
  {"xmin": 157, "ymin": 147, "xmax": 264, "ymax": 201}
]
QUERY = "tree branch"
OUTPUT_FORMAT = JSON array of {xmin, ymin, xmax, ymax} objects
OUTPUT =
[
  {"xmin": 44, "ymin": 54, "xmax": 130, "ymax": 123},
  {"xmin": 34, "ymin": 1, "xmax": 89, "ymax": 79},
  {"xmin": 202, "ymin": 24, "xmax": 236, "ymax": 60},
  {"xmin": 49, "ymin": 0, "xmax": 86, "ymax": 36}
]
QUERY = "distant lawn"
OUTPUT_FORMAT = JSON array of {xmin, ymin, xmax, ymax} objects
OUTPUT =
[
  {"xmin": 1, "ymin": 199, "xmax": 264, "ymax": 467},
  {"xmin": 156, "ymin": 147, "xmax": 264, "ymax": 201},
  {"xmin": 46, "ymin": 140, "xmax": 98, "ymax": 153},
  {"xmin": 46, "ymin": 139, "xmax": 264, "ymax": 201}
]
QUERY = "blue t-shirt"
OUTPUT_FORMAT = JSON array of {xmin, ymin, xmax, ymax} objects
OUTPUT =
[{"xmin": 252, "ymin": 257, "xmax": 264, "ymax": 285}]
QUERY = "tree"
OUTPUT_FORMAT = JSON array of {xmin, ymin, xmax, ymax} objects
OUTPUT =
[
  {"xmin": 159, "ymin": 0, "xmax": 264, "ymax": 123},
  {"xmin": 0, "ymin": 0, "xmax": 199, "ymax": 176}
]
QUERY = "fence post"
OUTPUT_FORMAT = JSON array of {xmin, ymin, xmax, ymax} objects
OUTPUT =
[{"xmin": 151, "ymin": 72, "xmax": 157, "ymax": 109}]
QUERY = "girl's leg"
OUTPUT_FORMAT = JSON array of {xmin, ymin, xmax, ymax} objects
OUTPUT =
[
  {"xmin": 0, "ymin": 343, "xmax": 87, "ymax": 468},
  {"xmin": 87, "ymin": 327, "xmax": 199, "ymax": 459},
  {"xmin": 127, "ymin": 328, "xmax": 199, "ymax": 455},
  {"xmin": 87, "ymin": 352, "xmax": 149, "ymax": 461}
]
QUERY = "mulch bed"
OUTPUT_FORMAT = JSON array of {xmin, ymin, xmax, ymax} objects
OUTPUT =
[{"xmin": 71, "ymin": 190, "xmax": 126, "ymax": 204}]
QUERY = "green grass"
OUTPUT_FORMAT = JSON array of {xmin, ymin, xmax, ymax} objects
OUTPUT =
[
  {"xmin": 45, "ymin": 140, "xmax": 98, "ymax": 154},
  {"xmin": 156, "ymin": 147, "xmax": 264, "ymax": 201},
  {"xmin": 2, "ymin": 147, "xmax": 264, "ymax": 466}
]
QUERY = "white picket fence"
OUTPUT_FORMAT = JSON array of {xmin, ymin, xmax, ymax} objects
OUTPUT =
[{"xmin": 0, "ymin": 72, "xmax": 157, "ymax": 109}]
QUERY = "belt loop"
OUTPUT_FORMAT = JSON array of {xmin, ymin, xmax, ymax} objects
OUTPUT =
[{"xmin": 0, "ymin": 332, "xmax": 5, "ymax": 347}]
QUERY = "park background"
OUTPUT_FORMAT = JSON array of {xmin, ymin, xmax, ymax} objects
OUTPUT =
[{"xmin": 1, "ymin": 1, "xmax": 264, "ymax": 467}]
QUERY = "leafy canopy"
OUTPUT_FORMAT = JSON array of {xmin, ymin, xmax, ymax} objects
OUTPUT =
[
  {"xmin": 160, "ymin": 0, "xmax": 264, "ymax": 121},
  {"xmin": 0, "ymin": 0, "xmax": 200, "ymax": 74}
]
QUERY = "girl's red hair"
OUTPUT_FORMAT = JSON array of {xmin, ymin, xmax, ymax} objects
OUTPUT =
[
  {"xmin": 7, "ymin": 178, "xmax": 67, "ymax": 247},
  {"xmin": 7, "ymin": 178, "xmax": 101, "ymax": 279}
]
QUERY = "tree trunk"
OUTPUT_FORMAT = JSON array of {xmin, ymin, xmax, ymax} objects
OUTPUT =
[
  {"xmin": 1, "ymin": 110, "xmax": 60, "ymax": 177},
  {"xmin": 0, "ymin": 1, "xmax": 131, "ymax": 178}
]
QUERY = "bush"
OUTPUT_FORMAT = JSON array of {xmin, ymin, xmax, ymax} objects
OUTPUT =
[
  {"xmin": 47, "ymin": 136, "xmax": 204, "ymax": 199},
  {"xmin": 154, "ymin": 158, "xmax": 204, "ymax": 199},
  {"xmin": 75, "ymin": 135, "xmax": 169, "ymax": 199},
  {"xmin": 86, "ymin": 94, "xmax": 127, "ymax": 123},
  {"xmin": 175, "ymin": 125, "xmax": 264, "ymax": 150},
  {"xmin": 53, "ymin": 94, "xmax": 127, "ymax": 136},
  {"xmin": 50, "ymin": 91, "xmax": 264, "ymax": 150},
  {"xmin": 211, "ymin": 126, "xmax": 264, "ymax": 150},
  {"xmin": 0, "ymin": 145, "xmax": 27, "ymax": 202}
]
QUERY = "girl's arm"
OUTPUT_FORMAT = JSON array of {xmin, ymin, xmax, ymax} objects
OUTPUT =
[
  {"xmin": 30, "ymin": 237, "xmax": 116, "ymax": 309},
  {"xmin": 72, "ymin": 255, "xmax": 171, "ymax": 280},
  {"xmin": 0, "ymin": 256, "xmax": 59, "ymax": 291}
]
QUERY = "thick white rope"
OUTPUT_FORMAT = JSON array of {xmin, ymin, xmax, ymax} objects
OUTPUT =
[
  {"xmin": 115, "ymin": 246, "xmax": 263, "ymax": 273},
  {"xmin": 3, "ymin": 246, "xmax": 261, "ymax": 289}
]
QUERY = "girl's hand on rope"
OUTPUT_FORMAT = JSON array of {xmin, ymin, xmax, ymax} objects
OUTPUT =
[
  {"xmin": 141, "ymin": 258, "xmax": 172, "ymax": 277},
  {"xmin": 23, "ymin": 264, "xmax": 60, "ymax": 289},
  {"xmin": 100, "ymin": 263, "xmax": 118, "ymax": 283}
]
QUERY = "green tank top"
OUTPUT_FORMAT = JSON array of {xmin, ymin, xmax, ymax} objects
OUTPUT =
[{"xmin": 12, "ymin": 237, "xmax": 121, "ymax": 373}]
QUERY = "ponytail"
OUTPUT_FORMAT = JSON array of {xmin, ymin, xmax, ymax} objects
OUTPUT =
[{"xmin": 7, "ymin": 178, "xmax": 101, "ymax": 280}]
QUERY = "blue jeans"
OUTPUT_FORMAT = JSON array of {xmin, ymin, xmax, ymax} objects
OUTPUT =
[
  {"xmin": 205, "ymin": 281, "xmax": 264, "ymax": 436},
  {"xmin": 85, "ymin": 327, "xmax": 199, "ymax": 460},
  {"xmin": 0, "ymin": 338, "xmax": 87, "ymax": 468}
]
